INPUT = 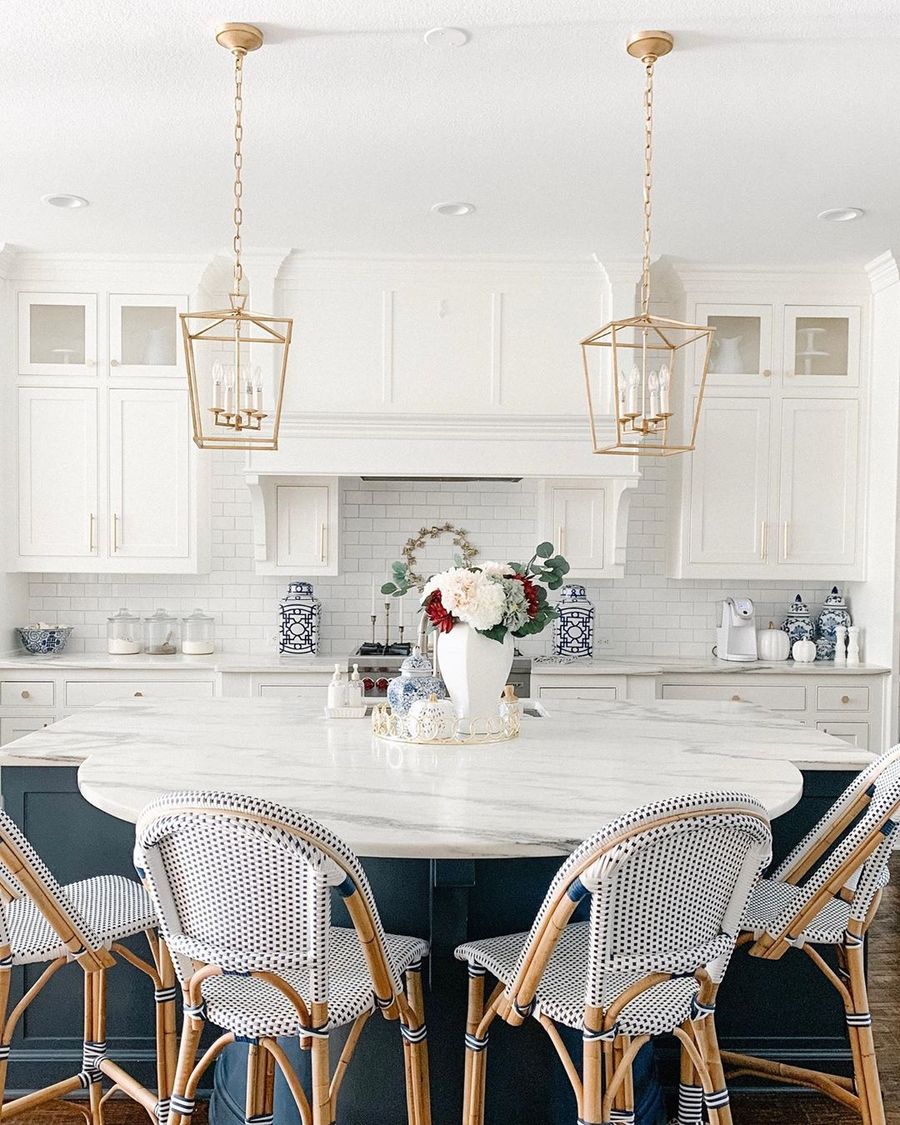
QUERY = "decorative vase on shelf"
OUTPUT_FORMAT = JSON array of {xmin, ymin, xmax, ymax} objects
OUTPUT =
[
  {"xmin": 387, "ymin": 648, "xmax": 447, "ymax": 717},
  {"xmin": 279, "ymin": 581, "xmax": 320, "ymax": 654},
  {"xmin": 781, "ymin": 594, "xmax": 814, "ymax": 646},
  {"xmin": 713, "ymin": 335, "xmax": 745, "ymax": 374},
  {"xmin": 553, "ymin": 585, "xmax": 594, "ymax": 658},
  {"xmin": 436, "ymin": 624, "xmax": 514, "ymax": 725},
  {"xmin": 816, "ymin": 586, "xmax": 852, "ymax": 642}
]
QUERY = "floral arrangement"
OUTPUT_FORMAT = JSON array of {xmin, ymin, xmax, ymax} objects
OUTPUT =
[{"xmin": 382, "ymin": 541, "xmax": 569, "ymax": 644}]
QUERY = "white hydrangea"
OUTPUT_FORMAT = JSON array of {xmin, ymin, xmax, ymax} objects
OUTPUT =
[
  {"xmin": 479, "ymin": 561, "xmax": 515, "ymax": 578},
  {"xmin": 423, "ymin": 567, "xmax": 507, "ymax": 631}
]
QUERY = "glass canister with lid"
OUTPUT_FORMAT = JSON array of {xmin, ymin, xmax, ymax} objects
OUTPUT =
[
  {"xmin": 107, "ymin": 607, "xmax": 141, "ymax": 655},
  {"xmin": 181, "ymin": 608, "xmax": 215, "ymax": 655},
  {"xmin": 143, "ymin": 608, "xmax": 178, "ymax": 655}
]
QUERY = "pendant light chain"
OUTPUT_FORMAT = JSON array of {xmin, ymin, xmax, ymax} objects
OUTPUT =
[
  {"xmin": 640, "ymin": 56, "xmax": 655, "ymax": 317},
  {"xmin": 232, "ymin": 48, "xmax": 245, "ymax": 297}
]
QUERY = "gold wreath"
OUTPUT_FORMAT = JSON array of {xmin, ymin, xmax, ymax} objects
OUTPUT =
[{"xmin": 401, "ymin": 523, "xmax": 478, "ymax": 588}]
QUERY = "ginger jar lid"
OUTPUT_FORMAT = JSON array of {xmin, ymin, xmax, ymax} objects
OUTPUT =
[
  {"xmin": 400, "ymin": 647, "xmax": 434, "ymax": 677},
  {"xmin": 785, "ymin": 593, "xmax": 810, "ymax": 617},
  {"xmin": 108, "ymin": 606, "xmax": 139, "ymax": 623},
  {"xmin": 560, "ymin": 584, "xmax": 588, "ymax": 600},
  {"xmin": 823, "ymin": 585, "xmax": 847, "ymax": 607},
  {"xmin": 284, "ymin": 581, "xmax": 316, "ymax": 601}
]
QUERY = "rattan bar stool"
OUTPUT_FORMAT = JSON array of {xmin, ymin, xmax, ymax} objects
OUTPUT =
[
  {"xmin": 720, "ymin": 744, "xmax": 900, "ymax": 1125},
  {"xmin": 0, "ymin": 808, "xmax": 176, "ymax": 1123},
  {"xmin": 135, "ymin": 790, "xmax": 432, "ymax": 1125},
  {"xmin": 454, "ymin": 792, "xmax": 772, "ymax": 1125}
]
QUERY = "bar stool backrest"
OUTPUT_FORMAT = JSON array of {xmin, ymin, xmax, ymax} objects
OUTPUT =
[
  {"xmin": 504, "ymin": 793, "xmax": 772, "ymax": 1016},
  {"xmin": 761, "ymin": 745, "xmax": 900, "ymax": 946},
  {"xmin": 135, "ymin": 791, "xmax": 402, "ymax": 1007},
  {"xmin": 0, "ymin": 808, "xmax": 108, "ymax": 968}
]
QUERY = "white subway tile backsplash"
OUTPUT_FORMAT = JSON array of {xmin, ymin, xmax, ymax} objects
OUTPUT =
[{"xmin": 25, "ymin": 456, "xmax": 832, "ymax": 656}]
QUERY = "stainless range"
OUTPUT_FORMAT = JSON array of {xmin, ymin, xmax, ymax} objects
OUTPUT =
[{"xmin": 352, "ymin": 649, "xmax": 532, "ymax": 700}]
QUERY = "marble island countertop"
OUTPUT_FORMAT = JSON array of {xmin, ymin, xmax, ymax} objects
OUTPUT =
[
  {"xmin": 0, "ymin": 651, "xmax": 889, "ymax": 676},
  {"xmin": 0, "ymin": 696, "xmax": 870, "ymax": 859}
]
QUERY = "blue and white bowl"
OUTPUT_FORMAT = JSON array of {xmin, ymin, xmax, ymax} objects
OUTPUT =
[{"xmin": 17, "ymin": 626, "xmax": 73, "ymax": 655}]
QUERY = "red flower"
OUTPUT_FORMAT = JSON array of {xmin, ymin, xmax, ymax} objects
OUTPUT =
[
  {"xmin": 513, "ymin": 574, "xmax": 540, "ymax": 618},
  {"xmin": 424, "ymin": 590, "xmax": 455, "ymax": 633}
]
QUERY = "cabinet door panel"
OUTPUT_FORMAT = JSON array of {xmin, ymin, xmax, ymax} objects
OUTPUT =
[
  {"xmin": 18, "ymin": 293, "xmax": 97, "ymax": 376},
  {"xmin": 783, "ymin": 305, "xmax": 860, "ymax": 387},
  {"xmin": 693, "ymin": 303, "xmax": 774, "ymax": 386},
  {"xmin": 108, "ymin": 388, "xmax": 190, "ymax": 559},
  {"xmin": 550, "ymin": 488, "xmax": 605, "ymax": 574},
  {"xmin": 109, "ymin": 294, "xmax": 187, "ymax": 377},
  {"xmin": 777, "ymin": 399, "xmax": 858, "ymax": 567},
  {"xmin": 276, "ymin": 485, "xmax": 330, "ymax": 568},
  {"xmin": 18, "ymin": 387, "xmax": 98, "ymax": 557},
  {"xmin": 688, "ymin": 398, "xmax": 770, "ymax": 565}
]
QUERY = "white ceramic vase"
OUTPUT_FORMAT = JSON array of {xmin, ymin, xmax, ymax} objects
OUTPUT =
[{"xmin": 436, "ymin": 623, "xmax": 514, "ymax": 724}]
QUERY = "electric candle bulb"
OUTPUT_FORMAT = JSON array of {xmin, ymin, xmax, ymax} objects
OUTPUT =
[
  {"xmin": 254, "ymin": 365, "xmax": 264, "ymax": 412},
  {"xmin": 626, "ymin": 365, "xmax": 640, "ymax": 416},
  {"xmin": 212, "ymin": 362, "xmax": 224, "ymax": 409},
  {"xmin": 648, "ymin": 369, "xmax": 660, "ymax": 420},
  {"xmin": 658, "ymin": 364, "xmax": 670, "ymax": 415}
]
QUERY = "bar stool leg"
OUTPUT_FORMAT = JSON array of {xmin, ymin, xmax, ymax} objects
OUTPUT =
[
  {"xmin": 405, "ymin": 964, "xmax": 432, "ymax": 1125},
  {"xmin": 310, "ymin": 1003, "xmax": 332, "ymax": 1125},
  {"xmin": 696, "ymin": 1015, "xmax": 733, "ymax": 1125},
  {"xmin": 676, "ymin": 1036, "xmax": 703, "ymax": 1125},
  {"xmin": 0, "ymin": 946, "xmax": 12, "ymax": 1109},
  {"xmin": 611, "ymin": 1035, "xmax": 635, "ymax": 1124},
  {"xmin": 168, "ymin": 1005, "xmax": 205, "ymax": 1125},
  {"xmin": 844, "ymin": 939, "xmax": 885, "ymax": 1125},
  {"xmin": 462, "ymin": 965, "xmax": 489, "ymax": 1125}
]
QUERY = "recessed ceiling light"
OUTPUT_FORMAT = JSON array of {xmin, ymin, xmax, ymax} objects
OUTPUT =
[
  {"xmin": 41, "ymin": 193, "xmax": 89, "ymax": 209},
  {"xmin": 431, "ymin": 201, "xmax": 476, "ymax": 216},
  {"xmin": 817, "ymin": 207, "xmax": 864, "ymax": 223},
  {"xmin": 424, "ymin": 27, "xmax": 469, "ymax": 48}
]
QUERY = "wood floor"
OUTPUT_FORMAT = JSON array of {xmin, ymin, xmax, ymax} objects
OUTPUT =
[{"xmin": 26, "ymin": 862, "xmax": 900, "ymax": 1123}]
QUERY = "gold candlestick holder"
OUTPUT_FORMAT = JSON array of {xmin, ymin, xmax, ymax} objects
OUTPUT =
[
  {"xmin": 384, "ymin": 600, "xmax": 391, "ymax": 651},
  {"xmin": 370, "ymin": 615, "xmax": 377, "ymax": 646}
]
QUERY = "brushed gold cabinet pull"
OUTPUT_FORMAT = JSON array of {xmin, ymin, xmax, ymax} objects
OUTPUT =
[
  {"xmin": 760, "ymin": 521, "xmax": 767, "ymax": 561},
  {"xmin": 320, "ymin": 523, "xmax": 327, "ymax": 563},
  {"xmin": 557, "ymin": 525, "xmax": 566, "ymax": 554},
  {"xmin": 783, "ymin": 521, "xmax": 790, "ymax": 559},
  {"xmin": 20, "ymin": 690, "xmax": 30, "ymax": 700},
  {"xmin": 89, "ymin": 512, "xmax": 95, "ymax": 551},
  {"xmin": 110, "ymin": 358, "xmax": 120, "ymax": 367},
  {"xmin": 113, "ymin": 513, "xmax": 120, "ymax": 552},
  {"xmin": 134, "ymin": 691, "xmax": 143, "ymax": 697},
  {"xmin": 731, "ymin": 694, "xmax": 741, "ymax": 702},
  {"xmin": 762, "ymin": 369, "xmax": 772, "ymax": 378},
  {"xmin": 841, "ymin": 695, "xmax": 850, "ymax": 705}
]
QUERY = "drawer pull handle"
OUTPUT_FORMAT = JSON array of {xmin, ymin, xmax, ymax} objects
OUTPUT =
[
  {"xmin": 20, "ymin": 690, "xmax": 30, "ymax": 700},
  {"xmin": 841, "ymin": 695, "xmax": 850, "ymax": 705},
  {"xmin": 731, "ymin": 694, "xmax": 741, "ymax": 702},
  {"xmin": 134, "ymin": 691, "xmax": 144, "ymax": 698}
]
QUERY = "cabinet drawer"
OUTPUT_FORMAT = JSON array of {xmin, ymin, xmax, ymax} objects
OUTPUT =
[
  {"xmin": 0, "ymin": 716, "xmax": 53, "ymax": 745},
  {"xmin": 258, "ymin": 684, "xmax": 327, "ymax": 700},
  {"xmin": 816, "ymin": 685, "xmax": 870, "ymax": 712},
  {"xmin": 660, "ymin": 683, "xmax": 807, "ymax": 711},
  {"xmin": 65, "ymin": 680, "xmax": 215, "ymax": 707},
  {"xmin": 816, "ymin": 720, "xmax": 869, "ymax": 749},
  {"xmin": 0, "ymin": 681, "xmax": 54, "ymax": 707},
  {"xmin": 538, "ymin": 686, "xmax": 618, "ymax": 702}
]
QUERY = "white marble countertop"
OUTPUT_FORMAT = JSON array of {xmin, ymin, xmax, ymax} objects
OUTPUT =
[
  {"xmin": 0, "ymin": 651, "xmax": 889, "ymax": 676},
  {"xmin": 0, "ymin": 697, "xmax": 869, "ymax": 859}
]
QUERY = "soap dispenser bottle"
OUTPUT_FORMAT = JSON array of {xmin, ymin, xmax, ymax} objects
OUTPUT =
[
  {"xmin": 327, "ymin": 664, "xmax": 348, "ymax": 710},
  {"xmin": 347, "ymin": 663, "xmax": 364, "ymax": 708}
]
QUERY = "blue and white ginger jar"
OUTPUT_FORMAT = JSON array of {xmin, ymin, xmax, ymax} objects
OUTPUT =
[
  {"xmin": 387, "ymin": 648, "xmax": 448, "ymax": 717},
  {"xmin": 816, "ymin": 586, "xmax": 851, "ymax": 642},
  {"xmin": 553, "ymin": 585, "xmax": 595, "ymax": 658},
  {"xmin": 279, "ymin": 581, "xmax": 320, "ymax": 655},
  {"xmin": 781, "ymin": 593, "xmax": 814, "ymax": 646}
]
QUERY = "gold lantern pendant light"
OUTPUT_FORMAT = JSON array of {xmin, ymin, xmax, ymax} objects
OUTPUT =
[
  {"xmin": 182, "ymin": 23, "xmax": 293, "ymax": 451},
  {"xmin": 581, "ymin": 31, "xmax": 714, "ymax": 456}
]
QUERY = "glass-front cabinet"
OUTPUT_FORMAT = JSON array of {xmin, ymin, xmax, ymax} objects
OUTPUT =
[
  {"xmin": 109, "ymin": 293, "xmax": 187, "ymax": 376},
  {"xmin": 783, "ymin": 304, "xmax": 860, "ymax": 387},
  {"xmin": 18, "ymin": 293, "xmax": 97, "ymax": 375},
  {"xmin": 693, "ymin": 303, "xmax": 773, "ymax": 386}
]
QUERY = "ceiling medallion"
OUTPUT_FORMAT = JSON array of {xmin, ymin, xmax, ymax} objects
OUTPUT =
[
  {"xmin": 182, "ymin": 23, "xmax": 293, "ymax": 451},
  {"xmin": 581, "ymin": 31, "xmax": 714, "ymax": 457}
]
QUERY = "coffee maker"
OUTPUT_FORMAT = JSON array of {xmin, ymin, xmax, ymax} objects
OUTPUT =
[{"xmin": 715, "ymin": 597, "xmax": 758, "ymax": 662}]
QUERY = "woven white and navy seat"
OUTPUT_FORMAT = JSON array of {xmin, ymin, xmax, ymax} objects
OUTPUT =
[
  {"xmin": 455, "ymin": 792, "xmax": 772, "ymax": 1125},
  {"xmin": 0, "ymin": 810, "xmax": 176, "ymax": 1124},
  {"xmin": 722, "ymin": 744, "xmax": 900, "ymax": 1125},
  {"xmin": 135, "ymin": 790, "xmax": 432, "ymax": 1125}
]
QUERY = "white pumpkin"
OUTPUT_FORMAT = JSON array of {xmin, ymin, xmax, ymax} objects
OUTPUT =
[
  {"xmin": 757, "ymin": 622, "xmax": 791, "ymax": 662},
  {"xmin": 408, "ymin": 693, "xmax": 458, "ymax": 741},
  {"xmin": 791, "ymin": 639, "xmax": 817, "ymax": 664}
]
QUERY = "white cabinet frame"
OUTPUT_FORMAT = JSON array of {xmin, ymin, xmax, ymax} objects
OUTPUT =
[
  {"xmin": 108, "ymin": 293, "xmax": 188, "ymax": 378},
  {"xmin": 18, "ymin": 293, "xmax": 98, "ymax": 376}
]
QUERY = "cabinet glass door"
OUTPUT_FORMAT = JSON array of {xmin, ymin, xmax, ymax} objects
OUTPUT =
[
  {"xmin": 18, "ymin": 293, "xmax": 97, "ymax": 375},
  {"xmin": 109, "ymin": 294, "xmax": 187, "ymax": 376},
  {"xmin": 693, "ymin": 303, "xmax": 773, "ymax": 386},
  {"xmin": 784, "ymin": 305, "xmax": 860, "ymax": 387}
]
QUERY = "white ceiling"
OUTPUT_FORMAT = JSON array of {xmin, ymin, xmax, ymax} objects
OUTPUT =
[{"xmin": 5, "ymin": 0, "xmax": 900, "ymax": 267}]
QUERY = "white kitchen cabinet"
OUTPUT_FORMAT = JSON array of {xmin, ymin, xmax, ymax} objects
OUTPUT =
[
  {"xmin": 783, "ymin": 305, "xmax": 860, "ymax": 388},
  {"xmin": 108, "ymin": 293, "xmax": 187, "ymax": 377},
  {"xmin": 18, "ymin": 293, "xmax": 97, "ymax": 376},
  {"xmin": 108, "ymin": 388, "xmax": 190, "ymax": 560},
  {"xmin": 537, "ymin": 478, "xmax": 637, "ymax": 579},
  {"xmin": 17, "ymin": 387, "xmax": 99, "ymax": 559},
  {"xmin": 777, "ymin": 399, "xmax": 858, "ymax": 567},
  {"xmin": 693, "ymin": 303, "xmax": 774, "ymax": 386},
  {"xmin": 0, "ymin": 716, "xmax": 53, "ymax": 746},
  {"xmin": 686, "ymin": 398, "xmax": 771, "ymax": 567},
  {"xmin": 247, "ymin": 475, "xmax": 340, "ymax": 575}
]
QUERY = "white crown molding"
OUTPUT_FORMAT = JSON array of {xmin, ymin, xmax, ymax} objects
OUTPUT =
[
  {"xmin": 864, "ymin": 251, "xmax": 900, "ymax": 294},
  {"xmin": 8, "ymin": 250, "xmax": 212, "ymax": 285},
  {"xmin": 0, "ymin": 243, "xmax": 17, "ymax": 280},
  {"xmin": 276, "ymin": 411, "xmax": 607, "ymax": 441},
  {"xmin": 279, "ymin": 252, "xmax": 604, "ymax": 283},
  {"xmin": 671, "ymin": 261, "xmax": 869, "ymax": 294}
]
